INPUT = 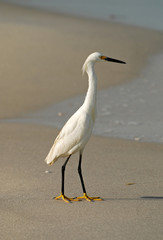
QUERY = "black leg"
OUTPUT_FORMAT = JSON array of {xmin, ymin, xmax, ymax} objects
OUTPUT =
[
  {"xmin": 55, "ymin": 154, "xmax": 80, "ymax": 202},
  {"xmin": 77, "ymin": 152, "xmax": 103, "ymax": 201},
  {"xmin": 61, "ymin": 155, "xmax": 71, "ymax": 195},
  {"xmin": 78, "ymin": 152, "xmax": 86, "ymax": 194}
]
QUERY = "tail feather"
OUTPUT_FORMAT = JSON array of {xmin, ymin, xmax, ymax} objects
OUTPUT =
[{"xmin": 45, "ymin": 146, "xmax": 58, "ymax": 165}]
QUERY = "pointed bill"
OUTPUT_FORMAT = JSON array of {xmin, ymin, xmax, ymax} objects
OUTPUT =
[{"xmin": 100, "ymin": 56, "xmax": 126, "ymax": 64}]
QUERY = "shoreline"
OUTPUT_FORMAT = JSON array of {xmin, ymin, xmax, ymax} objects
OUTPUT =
[
  {"xmin": 0, "ymin": 2, "xmax": 163, "ymax": 143},
  {"xmin": 2, "ymin": 50, "xmax": 163, "ymax": 144},
  {"xmin": 1, "ymin": 2, "xmax": 163, "ymax": 118}
]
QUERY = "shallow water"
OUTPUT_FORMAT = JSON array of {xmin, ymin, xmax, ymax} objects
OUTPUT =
[{"xmin": 3, "ymin": 53, "xmax": 163, "ymax": 143}]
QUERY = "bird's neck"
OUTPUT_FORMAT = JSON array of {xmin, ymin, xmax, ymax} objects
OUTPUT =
[{"xmin": 83, "ymin": 63, "xmax": 97, "ymax": 121}]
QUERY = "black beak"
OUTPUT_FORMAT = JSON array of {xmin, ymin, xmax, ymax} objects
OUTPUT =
[{"xmin": 105, "ymin": 57, "xmax": 126, "ymax": 64}]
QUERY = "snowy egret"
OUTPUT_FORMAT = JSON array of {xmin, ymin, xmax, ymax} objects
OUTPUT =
[{"xmin": 45, "ymin": 52, "xmax": 126, "ymax": 202}]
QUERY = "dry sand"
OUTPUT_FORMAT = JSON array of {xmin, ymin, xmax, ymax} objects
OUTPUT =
[{"xmin": 0, "ymin": 3, "xmax": 163, "ymax": 240}]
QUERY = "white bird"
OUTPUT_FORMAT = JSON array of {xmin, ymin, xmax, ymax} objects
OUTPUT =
[{"xmin": 45, "ymin": 52, "xmax": 126, "ymax": 203}]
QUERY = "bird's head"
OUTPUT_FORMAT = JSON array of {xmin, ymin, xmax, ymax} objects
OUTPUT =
[{"xmin": 82, "ymin": 52, "xmax": 126, "ymax": 74}]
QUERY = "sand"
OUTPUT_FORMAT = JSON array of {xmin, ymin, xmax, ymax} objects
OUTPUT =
[{"xmin": 0, "ymin": 2, "xmax": 163, "ymax": 240}]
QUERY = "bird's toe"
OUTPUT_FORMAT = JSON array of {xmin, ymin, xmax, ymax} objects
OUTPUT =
[
  {"xmin": 76, "ymin": 193, "xmax": 103, "ymax": 202},
  {"xmin": 54, "ymin": 194, "xmax": 80, "ymax": 203}
]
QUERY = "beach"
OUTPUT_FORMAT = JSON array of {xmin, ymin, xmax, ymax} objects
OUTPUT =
[{"xmin": 1, "ymin": 2, "xmax": 163, "ymax": 240}]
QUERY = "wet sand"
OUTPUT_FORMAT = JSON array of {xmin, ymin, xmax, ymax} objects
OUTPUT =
[
  {"xmin": 1, "ymin": 122, "xmax": 163, "ymax": 239},
  {"xmin": 1, "ymin": 3, "xmax": 163, "ymax": 240}
]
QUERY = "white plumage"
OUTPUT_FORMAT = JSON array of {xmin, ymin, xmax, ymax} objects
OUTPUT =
[
  {"xmin": 45, "ymin": 106, "xmax": 94, "ymax": 165},
  {"xmin": 45, "ymin": 52, "xmax": 126, "ymax": 202},
  {"xmin": 45, "ymin": 52, "xmax": 99, "ymax": 165}
]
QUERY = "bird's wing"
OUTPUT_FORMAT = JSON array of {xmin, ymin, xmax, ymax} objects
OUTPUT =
[
  {"xmin": 45, "ymin": 108, "xmax": 93, "ymax": 164},
  {"xmin": 56, "ymin": 108, "xmax": 93, "ymax": 149}
]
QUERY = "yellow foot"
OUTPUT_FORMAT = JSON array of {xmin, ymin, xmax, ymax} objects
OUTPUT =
[
  {"xmin": 76, "ymin": 193, "xmax": 103, "ymax": 202},
  {"xmin": 54, "ymin": 194, "xmax": 80, "ymax": 203}
]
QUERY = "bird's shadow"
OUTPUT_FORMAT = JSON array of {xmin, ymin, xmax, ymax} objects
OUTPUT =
[
  {"xmin": 141, "ymin": 196, "xmax": 163, "ymax": 200},
  {"xmin": 103, "ymin": 196, "xmax": 163, "ymax": 201}
]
